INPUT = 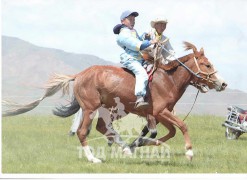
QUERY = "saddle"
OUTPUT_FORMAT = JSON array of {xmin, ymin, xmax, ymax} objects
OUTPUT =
[
  {"xmin": 140, "ymin": 44, "xmax": 168, "ymax": 81},
  {"xmin": 143, "ymin": 63, "xmax": 155, "ymax": 81}
]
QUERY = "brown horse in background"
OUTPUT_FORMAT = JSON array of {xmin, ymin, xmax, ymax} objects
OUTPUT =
[{"xmin": 3, "ymin": 42, "xmax": 227, "ymax": 163}]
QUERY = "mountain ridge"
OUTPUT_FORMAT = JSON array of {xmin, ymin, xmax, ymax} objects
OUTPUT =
[{"xmin": 2, "ymin": 36, "xmax": 247, "ymax": 116}]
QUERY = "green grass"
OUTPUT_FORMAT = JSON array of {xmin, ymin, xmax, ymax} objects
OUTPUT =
[{"xmin": 2, "ymin": 114, "xmax": 247, "ymax": 173}]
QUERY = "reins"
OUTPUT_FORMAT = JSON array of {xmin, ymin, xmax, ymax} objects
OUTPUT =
[
  {"xmin": 144, "ymin": 41, "xmax": 215, "ymax": 121},
  {"xmin": 182, "ymin": 89, "xmax": 199, "ymax": 121},
  {"xmin": 156, "ymin": 42, "xmax": 205, "ymax": 121},
  {"xmin": 159, "ymin": 43, "xmax": 202, "ymax": 79}
]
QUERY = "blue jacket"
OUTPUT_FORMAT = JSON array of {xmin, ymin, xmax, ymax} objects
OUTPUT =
[{"xmin": 116, "ymin": 26, "xmax": 150, "ymax": 62}]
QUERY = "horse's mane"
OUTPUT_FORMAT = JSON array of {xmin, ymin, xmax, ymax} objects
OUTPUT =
[{"xmin": 159, "ymin": 41, "xmax": 196, "ymax": 71}]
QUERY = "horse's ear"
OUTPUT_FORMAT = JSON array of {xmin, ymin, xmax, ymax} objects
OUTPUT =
[{"xmin": 200, "ymin": 48, "xmax": 204, "ymax": 56}]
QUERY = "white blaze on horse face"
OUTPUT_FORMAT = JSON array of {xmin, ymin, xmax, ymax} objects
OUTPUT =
[
  {"xmin": 215, "ymin": 73, "xmax": 224, "ymax": 83},
  {"xmin": 214, "ymin": 73, "xmax": 226, "ymax": 91}
]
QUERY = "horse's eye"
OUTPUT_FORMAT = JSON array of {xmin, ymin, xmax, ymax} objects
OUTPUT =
[{"xmin": 206, "ymin": 64, "xmax": 211, "ymax": 68}]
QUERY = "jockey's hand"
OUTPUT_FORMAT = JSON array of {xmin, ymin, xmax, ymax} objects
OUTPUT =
[
  {"xmin": 144, "ymin": 33, "xmax": 151, "ymax": 40},
  {"xmin": 150, "ymin": 39, "xmax": 158, "ymax": 45}
]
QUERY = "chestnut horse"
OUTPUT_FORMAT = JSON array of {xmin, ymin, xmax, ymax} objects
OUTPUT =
[{"xmin": 3, "ymin": 42, "xmax": 227, "ymax": 163}]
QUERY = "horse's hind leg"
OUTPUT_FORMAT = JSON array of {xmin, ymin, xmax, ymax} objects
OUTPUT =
[
  {"xmin": 96, "ymin": 117, "xmax": 114, "ymax": 146},
  {"xmin": 96, "ymin": 117, "xmax": 126, "ymax": 148},
  {"xmin": 147, "ymin": 114, "xmax": 158, "ymax": 138},
  {"xmin": 77, "ymin": 109, "xmax": 102, "ymax": 163},
  {"xmin": 130, "ymin": 114, "xmax": 157, "ymax": 150},
  {"xmin": 74, "ymin": 81, "xmax": 102, "ymax": 163},
  {"xmin": 96, "ymin": 107, "xmax": 132, "ymax": 155},
  {"xmin": 69, "ymin": 108, "xmax": 93, "ymax": 136},
  {"xmin": 130, "ymin": 115, "xmax": 177, "ymax": 153}
]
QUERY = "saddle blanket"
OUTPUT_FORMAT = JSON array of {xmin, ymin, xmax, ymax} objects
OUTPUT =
[{"xmin": 143, "ymin": 63, "xmax": 154, "ymax": 82}]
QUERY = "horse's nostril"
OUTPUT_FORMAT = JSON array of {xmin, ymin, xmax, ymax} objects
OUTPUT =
[{"xmin": 222, "ymin": 82, "xmax": 228, "ymax": 88}]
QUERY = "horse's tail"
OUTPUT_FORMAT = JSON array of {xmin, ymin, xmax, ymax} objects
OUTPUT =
[
  {"xmin": 53, "ymin": 96, "xmax": 80, "ymax": 117},
  {"xmin": 2, "ymin": 73, "xmax": 76, "ymax": 117}
]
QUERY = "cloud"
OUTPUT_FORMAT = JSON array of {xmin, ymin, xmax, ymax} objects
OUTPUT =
[{"xmin": 2, "ymin": 0, "xmax": 247, "ymax": 92}]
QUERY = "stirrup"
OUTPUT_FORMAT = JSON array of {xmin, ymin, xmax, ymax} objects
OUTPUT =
[{"xmin": 134, "ymin": 101, "xmax": 149, "ymax": 109}]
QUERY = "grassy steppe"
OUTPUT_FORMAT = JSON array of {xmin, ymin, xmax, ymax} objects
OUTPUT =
[{"xmin": 2, "ymin": 114, "xmax": 247, "ymax": 173}]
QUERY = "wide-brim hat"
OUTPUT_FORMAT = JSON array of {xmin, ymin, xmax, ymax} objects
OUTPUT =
[{"xmin": 150, "ymin": 17, "xmax": 168, "ymax": 28}]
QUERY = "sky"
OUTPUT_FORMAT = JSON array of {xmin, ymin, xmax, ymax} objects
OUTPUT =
[{"xmin": 2, "ymin": 0, "xmax": 247, "ymax": 92}]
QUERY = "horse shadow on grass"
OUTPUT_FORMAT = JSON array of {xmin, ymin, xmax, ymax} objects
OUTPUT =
[
  {"xmin": 238, "ymin": 136, "xmax": 247, "ymax": 141},
  {"xmin": 107, "ymin": 151, "xmax": 195, "ymax": 168},
  {"xmin": 112, "ymin": 158, "xmax": 195, "ymax": 168}
]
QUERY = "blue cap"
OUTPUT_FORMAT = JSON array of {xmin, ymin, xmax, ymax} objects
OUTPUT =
[{"xmin": 120, "ymin": 10, "xmax": 139, "ymax": 21}]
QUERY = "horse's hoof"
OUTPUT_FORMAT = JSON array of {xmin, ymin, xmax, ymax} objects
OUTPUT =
[
  {"xmin": 130, "ymin": 146, "xmax": 136, "ymax": 153},
  {"xmin": 68, "ymin": 131, "xmax": 75, "ymax": 136},
  {"xmin": 107, "ymin": 139, "xmax": 114, "ymax": 147},
  {"xmin": 123, "ymin": 147, "xmax": 132, "ymax": 156},
  {"xmin": 185, "ymin": 149, "xmax": 193, "ymax": 161},
  {"xmin": 91, "ymin": 157, "xmax": 102, "ymax": 163}
]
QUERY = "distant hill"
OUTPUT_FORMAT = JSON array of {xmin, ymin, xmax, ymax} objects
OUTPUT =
[
  {"xmin": 2, "ymin": 36, "xmax": 114, "ymax": 96},
  {"xmin": 2, "ymin": 36, "xmax": 247, "ymax": 116},
  {"xmin": 175, "ymin": 86, "xmax": 247, "ymax": 117}
]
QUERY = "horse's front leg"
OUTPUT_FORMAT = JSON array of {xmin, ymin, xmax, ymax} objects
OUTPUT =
[
  {"xmin": 156, "ymin": 108, "xmax": 193, "ymax": 160},
  {"xmin": 131, "ymin": 109, "xmax": 193, "ymax": 160}
]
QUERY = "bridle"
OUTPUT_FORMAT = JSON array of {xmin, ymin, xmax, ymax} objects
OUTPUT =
[
  {"xmin": 192, "ymin": 57, "xmax": 218, "ymax": 85},
  {"xmin": 157, "ymin": 42, "xmax": 218, "ymax": 87},
  {"xmin": 157, "ymin": 42, "xmax": 219, "ymax": 121}
]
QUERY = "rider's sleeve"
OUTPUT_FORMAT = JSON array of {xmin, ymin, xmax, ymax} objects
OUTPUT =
[
  {"xmin": 140, "ymin": 40, "xmax": 151, "ymax": 50},
  {"xmin": 117, "ymin": 28, "xmax": 142, "ymax": 51}
]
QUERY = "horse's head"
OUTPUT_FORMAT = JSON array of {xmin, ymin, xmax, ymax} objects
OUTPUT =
[{"xmin": 184, "ymin": 42, "xmax": 227, "ymax": 93}]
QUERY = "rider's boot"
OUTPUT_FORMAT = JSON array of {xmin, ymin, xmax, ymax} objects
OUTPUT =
[{"xmin": 135, "ymin": 96, "xmax": 149, "ymax": 109}]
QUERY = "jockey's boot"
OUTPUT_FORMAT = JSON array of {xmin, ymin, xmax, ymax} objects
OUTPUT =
[{"xmin": 135, "ymin": 96, "xmax": 149, "ymax": 109}]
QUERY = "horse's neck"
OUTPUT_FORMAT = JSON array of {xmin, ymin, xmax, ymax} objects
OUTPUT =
[
  {"xmin": 156, "ymin": 54, "xmax": 194, "ymax": 98},
  {"xmin": 167, "ymin": 54, "xmax": 195, "ymax": 92},
  {"xmin": 173, "ymin": 64, "xmax": 193, "ymax": 91}
]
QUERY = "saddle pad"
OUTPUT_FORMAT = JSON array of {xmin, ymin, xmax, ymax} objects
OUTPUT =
[{"xmin": 143, "ymin": 63, "xmax": 154, "ymax": 82}]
